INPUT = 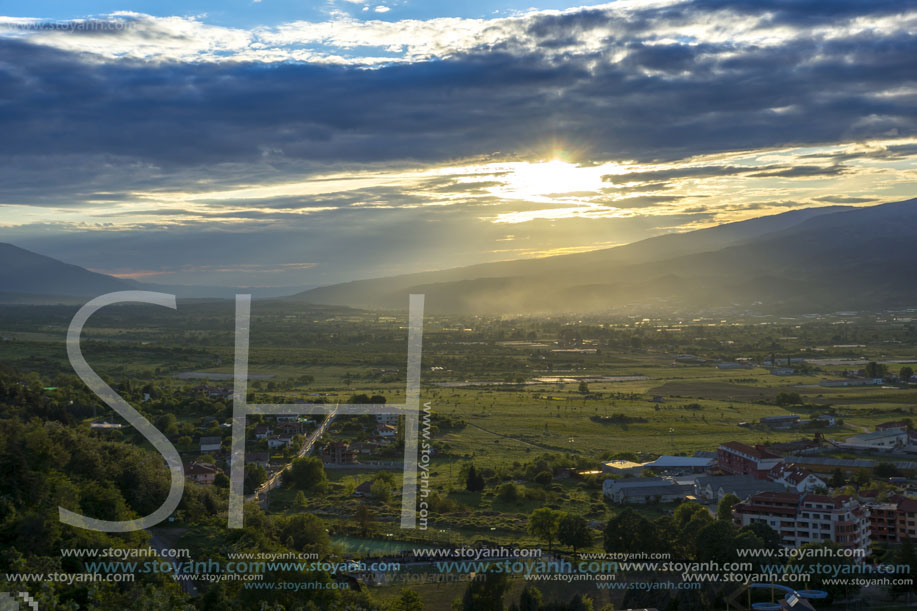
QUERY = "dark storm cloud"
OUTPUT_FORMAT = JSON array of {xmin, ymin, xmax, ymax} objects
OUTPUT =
[
  {"xmin": 801, "ymin": 143, "xmax": 917, "ymax": 163},
  {"xmin": 603, "ymin": 163, "xmax": 849, "ymax": 184},
  {"xmin": 0, "ymin": 0, "xmax": 915, "ymax": 287},
  {"xmin": 0, "ymin": 0, "xmax": 915, "ymax": 206},
  {"xmin": 746, "ymin": 165, "xmax": 848, "ymax": 178},
  {"xmin": 686, "ymin": 0, "xmax": 909, "ymax": 26},
  {"xmin": 812, "ymin": 196, "xmax": 877, "ymax": 204},
  {"xmin": 603, "ymin": 165, "xmax": 768, "ymax": 184}
]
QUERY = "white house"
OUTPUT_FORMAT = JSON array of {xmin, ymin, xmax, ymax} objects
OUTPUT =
[
  {"xmin": 376, "ymin": 414, "xmax": 399, "ymax": 426},
  {"xmin": 267, "ymin": 435, "xmax": 292, "ymax": 448},
  {"xmin": 375, "ymin": 423, "xmax": 397, "ymax": 438},
  {"xmin": 199, "ymin": 436, "xmax": 222, "ymax": 453},
  {"xmin": 693, "ymin": 475, "xmax": 784, "ymax": 503},
  {"xmin": 768, "ymin": 463, "xmax": 828, "ymax": 493}
]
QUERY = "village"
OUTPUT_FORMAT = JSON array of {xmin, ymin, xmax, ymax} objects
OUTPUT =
[{"xmin": 601, "ymin": 419, "xmax": 917, "ymax": 556}]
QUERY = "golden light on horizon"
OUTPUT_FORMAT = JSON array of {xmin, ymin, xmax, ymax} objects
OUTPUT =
[{"xmin": 498, "ymin": 158, "xmax": 606, "ymax": 199}]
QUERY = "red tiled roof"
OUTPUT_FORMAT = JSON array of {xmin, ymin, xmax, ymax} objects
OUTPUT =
[
  {"xmin": 769, "ymin": 462, "xmax": 817, "ymax": 485},
  {"xmin": 188, "ymin": 462, "xmax": 220, "ymax": 476},
  {"xmin": 721, "ymin": 441, "xmax": 781, "ymax": 460}
]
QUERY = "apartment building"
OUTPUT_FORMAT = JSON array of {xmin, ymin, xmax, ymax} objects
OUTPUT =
[
  {"xmin": 866, "ymin": 495, "xmax": 917, "ymax": 544},
  {"xmin": 733, "ymin": 491, "xmax": 870, "ymax": 553},
  {"xmin": 717, "ymin": 441, "xmax": 783, "ymax": 480}
]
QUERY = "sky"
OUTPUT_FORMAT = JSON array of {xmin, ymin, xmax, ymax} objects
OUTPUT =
[{"xmin": 1, "ymin": 0, "xmax": 916, "ymax": 289}]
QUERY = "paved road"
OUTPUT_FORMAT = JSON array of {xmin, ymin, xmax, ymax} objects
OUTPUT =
[
  {"xmin": 150, "ymin": 530, "xmax": 198, "ymax": 597},
  {"xmin": 254, "ymin": 405, "xmax": 338, "ymax": 498}
]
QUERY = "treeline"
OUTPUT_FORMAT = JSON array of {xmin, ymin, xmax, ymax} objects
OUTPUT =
[{"xmin": 0, "ymin": 366, "xmax": 427, "ymax": 610}]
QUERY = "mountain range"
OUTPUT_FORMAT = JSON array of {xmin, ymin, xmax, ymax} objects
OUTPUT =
[
  {"xmin": 0, "ymin": 243, "xmax": 298, "ymax": 302},
  {"xmin": 2, "ymin": 199, "xmax": 916, "ymax": 314},
  {"xmin": 291, "ymin": 199, "xmax": 917, "ymax": 314}
]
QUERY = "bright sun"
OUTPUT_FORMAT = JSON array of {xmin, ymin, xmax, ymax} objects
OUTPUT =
[{"xmin": 502, "ymin": 159, "xmax": 603, "ymax": 199}]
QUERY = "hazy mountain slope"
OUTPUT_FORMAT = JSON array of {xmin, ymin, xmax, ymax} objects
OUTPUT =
[
  {"xmin": 294, "ymin": 205, "xmax": 849, "ymax": 309},
  {"xmin": 0, "ymin": 243, "xmax": 132, "ymax": 297},
  {"xmin": 292, "ymin": 200, "xmax": 917, "ymax": 314},
  {"xmin": 0, "ymin": 243, "xmax": 303, "ymax": 301}
]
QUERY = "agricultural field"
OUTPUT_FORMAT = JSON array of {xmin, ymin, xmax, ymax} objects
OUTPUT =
[{"xmin": 2, "ymin": 301, "xmax": 916, "ymax": 610}]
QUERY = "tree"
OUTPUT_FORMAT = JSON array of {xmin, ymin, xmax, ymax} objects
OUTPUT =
[
  {"xmin": 213, "ymin": 473, "xmax": 229, "ymax": 488},
  {"xmin": 243, "ymin": 463, "xmax": 267, "ymax": 495},
  {"xmin": 874, "ymin": 462, "xmax": 900, "ymax": 479},
  {"xmin": 695, "ymin": 520, "xmax": 739, "ymax": 563},
  {"xmin": 672, "ymin": 502, "xmax": 714, "ymax": 558},
  {"xmin": 534, "ymin": 470, "xmax": 553, "ymax": 485},
  {"xmin": 775, "ymin": 392, "xmax": 802, "ymax": 407},
  {"xmin": 392, "ymin": 589, "xmax": 423, "ymax": 611},
  {"xmin": 518, "ymin": 585, "xmax": 542, "ymax": 611},
  {"xmin": 604, "ymin": 509, "xmax": 660, "ymax": 554},
  {"xmin": 288, "ymin": 456, "xmax": 327, "ymax": 491},
  {"xmin": 865, "ymin": 361, "xmax": 887, "ymax": 379},
  {"xmin": 528, "ymin": 507, "xmax": 562, "ymax": 551},
  {"xmin": 557, "ymin": 513, "xmax": 592, "ymax": 556},
  {"xmin": 891, "ymin": 540, "xmax": 916, "ymax": 600},
  {"xmin": 578, "ymin": 381, "xmax": 590, "ymax": 394},
  {"xmin": 354, "ymin": 504, "xmax": 373, "ymax": 537},
  {"xmin": 276, "ymin": 513, "xmax": 331, "ymax": 555},
  {"xmin": 828, "ymin": 468, "xmax": 846, "ymax": 488},
  {"xmin": 567, "ymin": 593, "xmax": 595, "ymax": 611},
  {"xmin": 674, "ymin": 501, "xmax": 709, "ymax": 528},
  {"xmin": 899, "ymin": 366, "xmax": 914, "ymax": 383},
  {"xmin": 496, "ymin": 483, "xmax": 520, "ymax": 503},
  {"xmin": 853, "ymin": 468, "xmax": 871, "ymax": 487},
  {"xmin": 465, "ymin": 464, "xmax": 485, "ymax": 492},
  {"xmin": 370, "ymin": 479, "xmax": 392, "ymax": 502},
  {"xmin": 680, "ymin": 513, "xmax": 715, "ymax": 558},
  {"xmin": 460, "ymin": 572, "xmax": 507, "ymax": 611},
  {"xmin": 155, "ymin": 413, "xmax": 179, "ymax": 437},
  {"xmin": 717, "ymin": 493, "xmax": 741, "ymax": 521},
  {"xmin": 739, "ymin": 522, "xmax": 781, "ymax": 549}
]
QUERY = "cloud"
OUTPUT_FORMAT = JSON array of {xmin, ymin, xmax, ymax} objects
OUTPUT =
[
  {"xmin": 746, "ymin": 165, "xmax": 848, "ymax": 178},
  {"xmin": 1, "ymin": 1, "xmax": 916, "ymax": 285},
  {"xmin": 812, "ymin": 195, "xmax": 877, "ymax": 204}
]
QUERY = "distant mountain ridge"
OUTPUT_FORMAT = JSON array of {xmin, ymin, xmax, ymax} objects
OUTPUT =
[
  {"xmin": 3, "ymin": 200, "xmax": 915, "ymax": 314},
  {"xmin": 291, "ymin": 200, "xmax": 917, "ymax": 314},
  {"xmin": 292, "ymin": 205, "xmax": 850, "ymax": 308},
  {"xmin": 0, "ymin": 242, "xmax": 132, "ymax": 298},
  {"xmin": 0, "ymin": 243, "xmax": 299, "ymax": 301}
]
